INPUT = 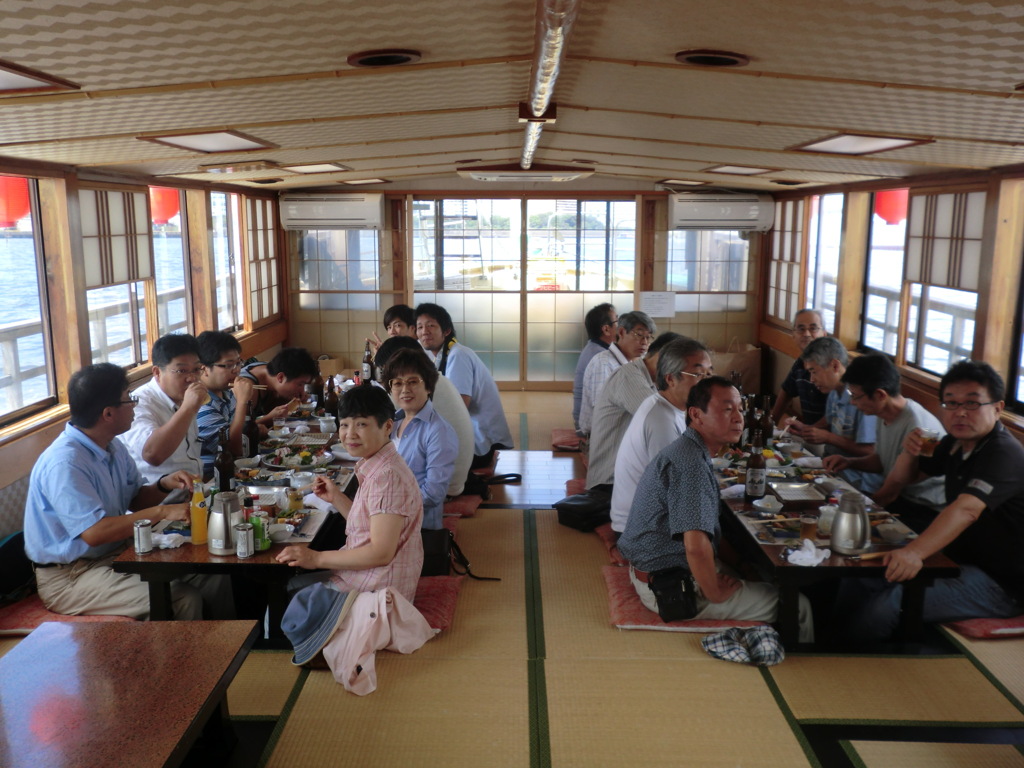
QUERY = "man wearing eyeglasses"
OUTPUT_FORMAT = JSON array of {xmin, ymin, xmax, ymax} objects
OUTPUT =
[
  {"xmin": 122, "ymin": 333, "xmax": 206, "ymax": 490},
  {"xmin": 196, "ymin": 330, "xmax": 255, "ymax": 476},
  {"xmin": 836, "ymin": 360, "xmax": 1024, "ymax": 643},
  {"xmin": 24, "ymin": 363, "xmax": 217, "ymax": 619},
  {"xmin": 771, "ymin": 309, "xmax": 829, "ymax": 428},
  {"xmin": 578, "ymin": 311, "xmax": 657, "ymax": 435}
]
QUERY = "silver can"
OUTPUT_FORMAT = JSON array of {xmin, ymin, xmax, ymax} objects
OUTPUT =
[
  {"xmin": 234, "ymin": 522, "xmax": 255, "ymax": 559},
  {"xmin": 133, "ymin": 519, "xmax": 153, "ymax": 554}
]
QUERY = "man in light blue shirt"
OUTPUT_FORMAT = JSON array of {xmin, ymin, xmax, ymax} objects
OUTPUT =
[
  {"xmin": 415, "ymin": 302, "xmax": 513, "ymax": 469},
  {"xmin": 24, "ymin": 363, "xmax": 218, "ymax": 619}
]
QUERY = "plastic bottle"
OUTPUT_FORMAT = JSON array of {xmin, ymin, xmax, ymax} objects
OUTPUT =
[{"xmin": 190, "ymin": 480, "xmax": 208, "ymax": 545}]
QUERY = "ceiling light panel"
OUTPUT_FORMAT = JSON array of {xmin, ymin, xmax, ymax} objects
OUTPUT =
[
  {"xmin": 791, "ymin": 133, "xmax": 930, "ymax": 155},
  {"xmin": 141, "ymin": 130, "xmax": 277, "ymax": 153}
]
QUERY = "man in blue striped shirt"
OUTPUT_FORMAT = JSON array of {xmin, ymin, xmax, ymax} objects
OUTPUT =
[{"xmin": 197, "ymin": 331, "xmax": 253, "ymax": 475}]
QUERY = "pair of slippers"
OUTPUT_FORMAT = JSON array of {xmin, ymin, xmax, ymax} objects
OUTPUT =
[{"xmin": 700, "ymin": 626, "xmax": 785, "ymax": 666}]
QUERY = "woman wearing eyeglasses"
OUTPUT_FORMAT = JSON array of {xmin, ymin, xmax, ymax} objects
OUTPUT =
[{"xmin": 382, "ymin": 348, "xmax": 458, "ymax": 532}]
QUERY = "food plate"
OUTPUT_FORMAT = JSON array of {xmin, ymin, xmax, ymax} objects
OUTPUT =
[
  {"xmin": 768, "ymin": 481, "xmax": 825, "ymax": 503},
  {"xmin": 261, "ymin": 452, "xmax": 333, "ymax": 469}
]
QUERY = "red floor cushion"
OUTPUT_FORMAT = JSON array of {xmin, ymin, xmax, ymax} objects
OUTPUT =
[
  {"xmin": 945, "ymin": 615, "xmax": 1024, "ymax": 639},
  {"xmin": 595, "ymin": 523, "xmax": 627, "ymax": 566},
  {"xmin": 552, "ymin": 428, "xmax": 582, "ymax": 451},
  {"xmin": 0, "ymin": 593, "xmax": 135, "ymax": 636},
  {"xmin": 444, "ymin": 494, "xmax": 483, "ymax": 518},
  {"xmin": 413, "ymin": 576, "xmax": 464, "ymax": 632}
]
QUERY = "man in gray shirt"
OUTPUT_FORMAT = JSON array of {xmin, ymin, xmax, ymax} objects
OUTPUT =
[{"xmin": 823, "ymin": 353, "xmax": 945, "ymax": 532}]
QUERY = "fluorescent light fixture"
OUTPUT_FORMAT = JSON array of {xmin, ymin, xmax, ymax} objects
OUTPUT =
[
  {"xmin": 0, "ymin": 59, "xmax": 78, "ymax": 94},
  {"xmin": 199, "ymin": 159, "xmax": 279, "ymax": 173},
  {"xmin": 703, "ymin": 165, "xmax": 772, "ymax": 175},
  {"xmin": 790, "ymin": 133, "xmax": 930, "ymax": 155},
  {"xmin": 456, "ymin": 163, "xmax": 595, "ymax": 182},
  {"xmin": 658, "ymin": 178, "xmax": 704, "ymax": 186},
  {"xmin": 281, "ymin": 163, "xmax": 353, "ymax": 174},
  {"xmin": 340, "ymin": 178, "xmax": 388, "ymax": 185},
  {"xmin": 140, "ymin": 130, "xmax": 277, "ymax": 153}
]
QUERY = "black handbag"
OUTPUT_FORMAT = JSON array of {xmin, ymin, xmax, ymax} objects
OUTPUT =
[
  {"xmin": 554, "ymin": 488, "xmax": 612, "ymax": 532},
  {"xmin": 420, "ymin": 528, "xmax": 499, "ymax": 581}
]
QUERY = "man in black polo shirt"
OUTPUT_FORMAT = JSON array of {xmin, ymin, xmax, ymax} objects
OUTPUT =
[{"xmin": 836, "ymin": 360, "xmax": 1023, "ymax": 643}]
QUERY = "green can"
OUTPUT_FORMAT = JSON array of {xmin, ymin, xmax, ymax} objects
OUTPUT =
[{"xmin": 251, "ymin": 510, "xmax": 271, "ymax": 551}]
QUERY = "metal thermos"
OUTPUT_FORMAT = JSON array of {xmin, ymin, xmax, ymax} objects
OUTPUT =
[
  {"xmin": 829, "ymin": 490, "xmax": 871, "ymax": 555},
  {"xmin": 208, "ymin": 492, "xmax": 241, "ymax": 555}
]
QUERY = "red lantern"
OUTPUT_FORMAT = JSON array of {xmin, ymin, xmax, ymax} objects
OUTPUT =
[
  {"xmin": 149, "ymin": 187, "xmax": 181, "ymax": 225},
  {"xmin": 0, "ymin": 176, "xmax": 30, "ymax": 228},
  {"xmin": 873, "ymin": 188, "xmax": 908, "ymax": 226}
]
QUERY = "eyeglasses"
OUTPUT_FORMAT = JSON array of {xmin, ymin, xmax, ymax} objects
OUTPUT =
[
  {"xmin": 389, "ymin": 376, "xmax": 424, "ymax": 390},
  {"xmin": 210, "ymin": 360, "xmax": 243, "ymax": 371},
  {"xmin": 940, "ymin": 400, "xmax": 996, "ymax": 411},
  {"xmin": 118, "ymin": 395, "xmax": 139, "ymax": 406},
  {"xmin": 845, "ymin": 389, "xmax": 867, "ymax": 402},
  {"xmin": 794, "ymin": 324, "xmax": 823, "ymax": 334},
  {"xmin": 627, "ymin": 329, "xmax": 653, "ymax": 344},
  {"xmin": 164, "ymin": 366, "xmax": 204, "ymax": 377}
]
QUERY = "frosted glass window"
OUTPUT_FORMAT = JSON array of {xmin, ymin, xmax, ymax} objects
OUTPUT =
[{"xmin": 80, "ymin": 188, "xmax": 154, "ymax": 289}]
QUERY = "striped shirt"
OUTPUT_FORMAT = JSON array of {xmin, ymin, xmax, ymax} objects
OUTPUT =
[
  {"xmin": 330, "ymin": 441, "xmax": 424, "ymax": 602},
  {"xmin": 197, "ymin": 389, "xmax": 236, "ymax": 475}
]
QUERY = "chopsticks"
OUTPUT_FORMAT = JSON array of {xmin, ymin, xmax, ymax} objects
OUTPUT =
[{"xmin": 231, "ymin": 382, "xmax": 268, "ymax": 389}]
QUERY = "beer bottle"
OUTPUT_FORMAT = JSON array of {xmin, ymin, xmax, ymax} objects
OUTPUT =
[
  {"xmin": 309, "ymin": 363, "xmax": 324, "ymax": 407},
  {"xmin": 242, "ymin": 402, "xmax": 260, "ymax": 458},
  {"xmin": 745, "ymin": 429, "xmax": 767, "ymax": 503},
  {"xmin": 214, "ymin": 427, "xmax": 234, "ymax": 493},
  {"xmin": 362, "ymin": 340, "xmax": 375, "ymax": 384},
  {"xmin": 743, "ymin": 396, "xmax": 759, "ymax": 446},
  {"xmin": 759, "ymin": 394, "xmax": 775, "ymax": 442},
  {"xmin": 190, "ymin": 480, "xmax": 208, "ymax": 545},
  {"xmin": 324, "ymin": 377, "xmax": 339, "ymax": 418}
]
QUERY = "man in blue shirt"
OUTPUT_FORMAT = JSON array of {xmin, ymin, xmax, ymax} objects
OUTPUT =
[
  {"xmin": 24, "ymin": 363, "xmax": 218, "ymax": 619},
  {"xmin": 618, "ymin": 376, "xmax": 813, "ymax": 640},
  {"xmin": 197, "ymin": 330, "xmax": 254, "ymax": 476},
  {"xmin": 415, "ymin": 302, "xmax": 513, "ymax": 469}
]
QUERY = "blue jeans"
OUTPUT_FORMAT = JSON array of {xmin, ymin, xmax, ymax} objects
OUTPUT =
[{"xmin": 834, "ymin": 565, "xmax": 1021, "ymax": 644}]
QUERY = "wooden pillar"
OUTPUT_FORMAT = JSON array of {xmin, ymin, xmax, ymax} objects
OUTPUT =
[
  {"xmin": 834, "ymin": 190, "xmax": 870, "ymax": 350},
  {"xmin": 185, "ymin": 189, "xmax": 216, "ymax": 333}
]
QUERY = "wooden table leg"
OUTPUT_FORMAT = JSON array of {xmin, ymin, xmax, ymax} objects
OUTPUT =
[{"xmin": 146, "ymin": 579, "xmax": 174, "ymax": 621}]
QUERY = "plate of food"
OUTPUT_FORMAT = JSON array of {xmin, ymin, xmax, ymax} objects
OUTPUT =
[{"xmin": 262, "ymin": 447, "xmax": 333, "ymax": 469}]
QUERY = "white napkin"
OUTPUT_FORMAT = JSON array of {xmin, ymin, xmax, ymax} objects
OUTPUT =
[
  {"xmin": 290, "ymin": 423, "xmax": 310, "ymax": 434},
  {"xmin": 786, "ymin": 538, "xmax": 830, "ymax": 566},
  {"xmin": 303, "ymin": 491, "xmax": 338, "ymax": 514},
  {"xmin": 153, "ymin": 533, "xmax": 186, "ymax": 549},
  {"xmin": 793, "ymin": 456, "xmax": 823, "ymax": 468},
  {"xmin": 720, "ymin": 484, "xmax": 745, "ymax": 499}
]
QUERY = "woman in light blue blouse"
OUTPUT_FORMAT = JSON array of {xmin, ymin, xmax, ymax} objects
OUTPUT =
[{"xmin": 382, "ymin": 348, "xmax": 458, "ymax": 530}]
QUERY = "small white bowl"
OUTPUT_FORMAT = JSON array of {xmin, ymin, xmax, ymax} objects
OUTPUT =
[
  {"xmin": 267, "ymin": 428, "xmax": 290, "ymax": 439},
  {"xmin": 234, "ymin": 457, "xmax": 259, "ymax": 470},
  {"xmin": 752, "ymin": 496, "xmax": 783, "ymax": 515},
  {"xmin": 290, "ymin": 471, "xmax": 314, "ymax": 489},
  {"xmin": 711, "ymin": 457, "xmax": 731, "ymax": 471},
  {"xmin": 268, "ymin": 523, "xmax": 294, "ymax": 543},
  {"xmin": 774, "ymin": 441, "xmax": 798, "ymax": 457}
]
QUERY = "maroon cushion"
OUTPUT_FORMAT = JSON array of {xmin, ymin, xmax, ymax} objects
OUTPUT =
[
  {"xmin": 594, "ymin": 523, "xmax": 627, "ymax": 566},
  {"xmin": 444, "ymin": 494, "xmax": 483, "ymax": 518},
  {"xmin": 945, "ymin": 615, "xmax": 1024, "ymax": 640},
  {"xmin": 0, "ymin": 594, "xmax": 135, "ymax": 636},
  {"xmin": 413, "ymin": 576, "xmax": 464, "ymax": 632},
  {"xmin": 552, "ymin": 428, "xmax": 581, "ymax": 451}
]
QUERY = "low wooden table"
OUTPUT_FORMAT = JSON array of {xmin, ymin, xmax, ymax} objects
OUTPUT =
[
  {"xmin": 480, "ymin": 449, "xmax": 584, "ymax": 509},
  {"xmin": 720, "ymin": 496, "xmax": 960, "ymax": 647},
  {"xmin": 0, "ymin": 619, "xmax": 259, "ymax": 768},
  {"xmin": 112, "ymin": 543, "xmax": 299, "ymax": 643}
]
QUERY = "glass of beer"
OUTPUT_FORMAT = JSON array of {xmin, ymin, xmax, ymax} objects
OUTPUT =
[
  {"xmin": 799, "ymin": 514, "xmax": 818, "ymax": 541},
  {"xmin": 918, "ymin": 428, "xmax": 940, "ymax": 457}
]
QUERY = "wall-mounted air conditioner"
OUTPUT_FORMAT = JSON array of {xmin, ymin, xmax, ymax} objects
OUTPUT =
[
  {"xmin": 668, "ymin": 191, "xmax": 774, "ymax": 232},
  {"xmin": 279, "ymin": 193, "xmax": 385, "ymax": 230}
]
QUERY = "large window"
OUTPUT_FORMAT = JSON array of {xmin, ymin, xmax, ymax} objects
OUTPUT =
[
  {"xmin": 0, "ymin": 175, "xmax": 54, "ymax": 423},
  {"xmin": 211, "ymin": 191, "xmax": 244, "ymax": 331},
  {"xmin": 805, "ymin": 193, "xmax": 844, "ymax": 332},
  {"xmin": 862, "ymin": 190, "xmax": 908, "ymax": 355},
  {"xmin": 149, "ymin": 187, "xmax": 190, "ymax": 337},
  {"xmin": 87, "ymin": 282, "xmax": 149, "ymax": 367}
]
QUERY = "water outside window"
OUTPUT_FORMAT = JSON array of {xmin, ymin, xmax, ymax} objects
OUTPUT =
[
  {"xmin": 211, "ymin": 192, "xmax": 244, "ymax": 331},
  {"xmin": 0, "ymin": 175, "xmax": 54, "ymax": 420},
  {"xmin": 149, "ymin": 187, "xmax": 190, "ymax": 336},
  {"xmin": 87, "ymin": 281, "xmax": 148, "ymax": 367},
  {"xmin": 906, "ymin": 284, "xmax": 977, "ymax": 375},
  {"xmin": 805, "ymin": 194, "xmax": 843, "ymax": 331}
]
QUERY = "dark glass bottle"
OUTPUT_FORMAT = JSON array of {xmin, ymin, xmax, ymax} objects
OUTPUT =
[
  {"xmin": 745, "ymin": 429, "xmax": 767, "ymax": 503},
  {"xmin": 743, "ymin": 396, "xmax": 759, "ymax": 446},
  {"xmin": 242, "ymin": 402, "xmax": 260, "ymax": 458},
  {"xmin": 214, "ymin": 427, "xmax": 234, "ymax": 493},
  {"xmin": 362, "ymin": 341, "xmax": 375, "ymax": 384},
  {"xmin": 324, "ymin": 377, "xmax": 339, "ymax": 418},
  {"xmin": 759, "ymin": 394, "xmax": 775, "ymax": 442}
]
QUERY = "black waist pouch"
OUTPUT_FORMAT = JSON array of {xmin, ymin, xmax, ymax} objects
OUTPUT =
[{"xmin": 647, "ymin": 567, "xmax": 699, "ymax": 623}]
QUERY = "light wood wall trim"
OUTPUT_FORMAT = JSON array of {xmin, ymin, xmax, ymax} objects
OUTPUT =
[
  {"xmin": 973, "ymin": 177, "xmax": 1024, "ymax": 375},
  {"xmin": 835, "ymin": 190, "xmax": 871, "ymax": 349},
  {"xmin": 185, "ymin": 189, "xmax": 216, "ymax": 333},
  {"xmin": 38, "ymin": 175, "xmax": 89, "ymax": 392}
]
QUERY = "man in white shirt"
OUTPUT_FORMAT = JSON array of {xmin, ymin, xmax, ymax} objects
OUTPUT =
[
  {"xmin": 573, "ymin": 303, "xmax": 617, "ymax": 433},
  {"xmin": 610, "ymin": 338, "xmax": 713, "ymax": 533},
  {"xmin": 578, "ymin": 311, "xmax": 656, "ymax": 435},
  {"xmin": 122, "ymin": 333, "xmax": 206, "ymax": 488}
]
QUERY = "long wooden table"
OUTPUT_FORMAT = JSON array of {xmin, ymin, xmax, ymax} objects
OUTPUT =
[
  {"xmin": 480, "ymin": 449, "xmax": 584, "ymax": 508},
  {"xmin": 720, "ymin": 494, "xmax": 960, "ymax": 647},
  {"xmin": 112, "ymin": 543, "xmax": 296, "ymax": 644},
  {"xmin": 0, "ymin": 619, "xmax": 259, "ymax": 768}
]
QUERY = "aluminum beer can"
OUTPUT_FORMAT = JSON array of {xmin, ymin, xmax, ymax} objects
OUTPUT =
[
  {"xmin": 134, "ymin": 519, "xmax": 153, "ymax": 554},
  {"xmin": 234, "ymin": 523, "xmax": 255, "ymax": 559},
  {"xmin": 251, "ymin": 510, "xmax": 271, "ymax": 551}
]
